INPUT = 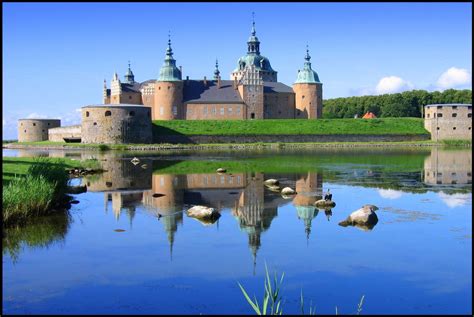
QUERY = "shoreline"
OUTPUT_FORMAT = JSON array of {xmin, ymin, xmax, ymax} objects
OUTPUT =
[{"xmin": 4, "ymin": 140, "xmax": 470, "ymax": 152}]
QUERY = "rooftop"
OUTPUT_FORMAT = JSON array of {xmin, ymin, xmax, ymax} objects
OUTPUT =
[
  {"xmin": 83, "ymin": 104, "xmax": 151, "ymax": 108},
  {"xmin": 425, "ymin": 104, "xmax": 472, "ymax": 107}
]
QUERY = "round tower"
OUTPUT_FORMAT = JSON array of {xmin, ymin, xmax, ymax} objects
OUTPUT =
[
  {"xmin": 293, "ymin": 47, "xmax": 323, "ymax": 119},
  {"xmin": 18, "ymin": 119, "xmax": 60, "ymax": 142},
  {"xmin": 154, "ymin": 35, "xmax": 183, "ymax": 120}
]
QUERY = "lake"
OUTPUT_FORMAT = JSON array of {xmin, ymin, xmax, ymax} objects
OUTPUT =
[{"xmin": 2, "ymin": 147, "xmax": 472, "ymax": 314}]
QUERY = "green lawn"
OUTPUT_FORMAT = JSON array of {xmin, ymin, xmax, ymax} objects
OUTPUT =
[
  {"xmin": 2, "ymin": 157, "xmax": 99, "ymax": 184},
  {"xmin": 153, "ymin": 118, "xmax": 429, "ymax": 135}
]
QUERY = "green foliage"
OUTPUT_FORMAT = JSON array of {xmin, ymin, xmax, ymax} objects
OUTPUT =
[
  {"xmin": 323, "ymin": 89, "xmax": 472, "ymax": 118},
  {"xmin": 98, "ymin": 144, "xmax": 110, "ymax": 151},
  {"xmin": 153, "ymin": 118, "xmax": 428, "ymax": 136},
  {"xmin": 238, "ymin": 264, "xmax": 284, "ymax": 315},
  {"xmin": 239, "ymin": 265, "xmax": 365, "ymax": 315}
]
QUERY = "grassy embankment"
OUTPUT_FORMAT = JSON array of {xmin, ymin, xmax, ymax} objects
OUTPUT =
[
  {"xmin": 2, "ymin": 157, "xmax": 100, "ymax": 226},
  {"xmin": 152, "ymin": 118, "xmax": 429, "ymax": 135}
]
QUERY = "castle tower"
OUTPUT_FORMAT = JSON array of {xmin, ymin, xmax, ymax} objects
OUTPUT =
[
  {"xmin": 238, "ymin": 65, "xmax": 264, "ymax": 119},
  {"xmin": 103, "ymin": 79, "xmax": 110, "ymax": 104},
  {"xmin": 154, "ymin": 35, "xmax": 183, "ymax": 120},
  {"xmin": 293, "ymin": 46, "xmax": 323, "ymax": 119},
  {"xmin": 110, "ymin": 72, "xmax": 122, "ymax": 104},
  {"xmin": 124, "ymin": 61, "xmax": 135, "ymax": 84},
  {"xmin": 231, "ymin": 14, "xmax": 277, "ymax": 82}
]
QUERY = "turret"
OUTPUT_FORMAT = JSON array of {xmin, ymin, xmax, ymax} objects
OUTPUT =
[
  {"xmin": 103, "ymin": 79, "xmax": 110, "ymax": 104},
  {"xmin": 154, "ymin": 34, "xmax": 183, "ymax": 120},
  {"xmin": 124, "ymin": 61, "xmax": 135, "ymax": 84},
  {"xmin": 293, "ymin": 46, "xmax": 323, "ymax": 119},
  {"xmin": 238, "ymin": 65, "xmax": 264, "ymax": 119}
]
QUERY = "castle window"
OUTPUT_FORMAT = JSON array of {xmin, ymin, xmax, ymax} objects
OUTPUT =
[
  {"xmin": 86, "ymin": 111, "xmax": 90, "ymax": 117},
  {"xmin": 426, "ymin": 113, "xmax": 430, "ymax": 118},
  {"xmin": 48, "ymin": 123, "xmax": 50, "ymax": 126},
  {"xmin": 158, "ymin": 86, "xmax": 161, "ymax": 90},
  {"xmin": 302, "ymin": 95, "xmax": 305, "ymax": 99},
  {"xmin": 212, "ymin": 107, "xmax": 216, "ymax": 114},
  {"xmin": 436, "ymin": 127, "xmax": 440, "ymax": 130},
  {"xmin": 129, "ymin": 111, "xmax": 135, "ymax": 116},
  {"xmin": 21, "ymin": 123, "xmax": 23, "ymax": 126},
  {"xmin": 173, "ymin": 106, "xmax": 178, "ymax": 116},
  {"xmin": 24, "ymin": 130, "xmax": 26, "ymax": 133},
  {"xmin": 220, "ymin": 107, "xmax": 225, "ymax": 115},
  {"xmin": 168, "ymin": 86, "xmax": 170, "ymax": 90},
  {"xmin": 453, "ymin": 127, "xmax": 456, "ymax": 130},
  {"xmin": 129, "ymin": 96, "xmax": 132, "ymax": 100},
  {"xmin": 42, "ymin": 129, "xmax": 45, "ymax": 132},
  {"xmin": 452, "ymin": 106, "xmax": 457, "ymax": 110},
  {"xmin": 452, "ymin": 113, "xmax": 457, "ymax": 117},
  {"xmin": 251, "ymin": 113, "xmax": 255, "ymax": 119},
  {"xmin": 469, "ymin": 127, "xmax": 471, "ymax": 130},
  {"xmin": 468, "ymin": 113, "xmax": 472, "ymax": 118},
  {"xmin": 437, "ymin": 106, "xmax": 442, "ymax": 109},
  {"xmin": 203, "ymin": 107, "xmax": 208, "ymax": 115},
  {"xmin": 228, "ymin": 107, "xmax": 233, "ymax": 114},
  {"xmin": 33, "ymin": 123, "xmax": 36, "ymax": 126},
  {"xmin": 106, "ymin": 182, "xmax": 112, "ymax": 187},
  {"xmin": 437, "ymin": 113, "xmax": 442, "ymax": 117},
  {"xmin": 93, "ymin": 122, "xmax": 97, "ymax": 126},
  {"xmin": 105, "ymin": 111, "xmax": 111, "ymax": 116}
]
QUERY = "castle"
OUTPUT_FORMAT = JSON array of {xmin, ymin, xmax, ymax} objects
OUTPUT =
[{"xmin": 102, "ymin": 20, "xmax": 323, "ymax": 120}]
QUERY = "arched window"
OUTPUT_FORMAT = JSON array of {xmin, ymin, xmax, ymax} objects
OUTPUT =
[
  {"xmin": 86, "ymin": 111, "xmax": 90, "ymax": 117},
  {"xmin": 93, "ymin": 122, "xmax": 97, "ymax": 126},
  {"xmin": 129, "ymin": 111, "xmax": 135, "ymax": 116},
  {"xmin": 33, "ymin": 123, "xmax": 36, "ymax": 126},
  {"xmin": 105, "ymin": 110, "xmax": 111, "ymax": 116}
]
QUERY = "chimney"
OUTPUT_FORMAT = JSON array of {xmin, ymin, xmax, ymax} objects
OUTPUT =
[
  {"xmin": 217, "ymin": 76, "xmax": 221, "ymax": 89},
  {"xmin": 203, "ymin": 76, "xmax": 207, "ymax": 87},
  {"xmin": 186, "ymin": 76, "xmax": 189, "ymax": 85},
  {"xmin": 233, "ymin": 76, "xmax": 238, "ymax": 89}
]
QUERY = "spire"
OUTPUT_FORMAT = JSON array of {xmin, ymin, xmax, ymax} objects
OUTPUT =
[
  {"xmin": 213, "ymin": 58, "xmax": 220, "ymax": 80},
  {"xmin": 158, "ymin": 32, "xmax": 182, "ymax": 81},
  {"xmin": 124, "ymin": 60, "xmax": 135, "ymax": 84},
  {"xmin": 294, "ymin": 45, "xmax": 321, "ymax": 84},
  {"xmin": 103, "ymin": 79, "xmax": 107, "ymax": 89},
  {"xmin": 251, "ymin": 12, "xmax": 256, "ymax": 36},
  {"xmin": 247, "ymin": 12, "xmax": 260, "ymax": 54}
]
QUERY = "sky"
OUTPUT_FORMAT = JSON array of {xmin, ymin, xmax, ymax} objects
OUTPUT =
[{"xmin": 2, "ymin": 2, "xmax": 472, "ymax": 139}]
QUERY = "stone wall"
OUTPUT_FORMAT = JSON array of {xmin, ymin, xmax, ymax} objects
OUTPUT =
[
  {"xmin": 81, "ymin": 105, "xmax": 152, "ymax": 144},
  {"xmin": 424, "ymin": 105, "xmax": 472, "ymax": 140},
  {"xmin": 48, "ymin": 125, "xmax": 81, "ymax": 142},
  {"xmin": 154, "ymin": 133, "xmax": 430, "ymax": 144},
  {"xmin": 264, "ymin": 92, "xmax": 295, "ymax": 119},
  {"xmin": 18, "ymin": 119, "xmax": 60, "ymax": 142},
  {"xmin": 185, "ymin": 103, "xmax": 246, "ymax": 119}
]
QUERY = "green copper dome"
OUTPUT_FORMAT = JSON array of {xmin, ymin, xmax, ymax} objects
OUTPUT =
[
  {"xmin": 158, "ymin": 37, "xmax": 182, "ymax": 82},
  {"xmin": 235, "ymin": 54, "xmax": 275, "ymax": 73},
  {"xmin": 295, "ymin": 47, "xmax": 321, "ymax": 84}
]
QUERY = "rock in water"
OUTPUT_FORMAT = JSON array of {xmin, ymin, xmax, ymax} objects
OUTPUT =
[
  {"xmin": 267, "ymin": 185, "xmax": 281, "ymax": 192},
  {"xmin": 187, "ymin": 205, "xmax": 219, "ymax": 219},
  {"xmin": 216, "ymin": 168, "xmax": 226, "ymax": 173},
  {"xmin": 281, "ymin": 187, "xmax": 296, "ymax": 195},
  {"xmin": 315, "ymin": 199, "xmax": 336, "ymax": 208},
  {"xmin": 264, "ymin": 179, "xmax": 279, "ymax": 186},
  {"xmin": 339, "ymin": 205, "xmax": 379, "ymax": 230}
]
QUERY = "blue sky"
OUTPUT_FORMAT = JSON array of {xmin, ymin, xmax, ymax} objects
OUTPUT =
[{"xmin": 2, "ymin": 2, "xmax": 472, "ymax": 139}]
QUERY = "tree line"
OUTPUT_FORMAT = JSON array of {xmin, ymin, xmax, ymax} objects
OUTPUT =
[{"xmin": 322, "ymin": 89, "xmax": 472, "ymax": 118}]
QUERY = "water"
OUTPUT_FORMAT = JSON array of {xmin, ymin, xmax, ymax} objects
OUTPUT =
[{"xmin": 2, "ymin": 147, "xmax": 472, "ymax": 314}]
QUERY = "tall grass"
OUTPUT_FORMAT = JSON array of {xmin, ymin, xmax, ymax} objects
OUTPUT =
[
  {"xmin": 3, "ymin": 158, "xmax": 71, "ymax": 226},
  {"xmin": 238, "ymin": 264, "xmax": 365, "ymax": 315},
  {"xmin": 441, "ymin": 139, "xmax": 472, "ymax": 147}
]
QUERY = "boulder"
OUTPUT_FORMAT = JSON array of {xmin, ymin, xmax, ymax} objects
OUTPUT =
[
  {"xmin": 216, "ymin": 168, "xmax": 226, "ymax": 173},
  {"xmin": 264, "ymin": 179, "xmax": 279, "ymax": 186},
  {"xmin": 315, "ymin": 199, "xmax": 336, "ymax": 208},
  {"xmin": 339, "ymin": 205, "xmax": 379, "ymax": 230},
  {"xmin": 267, "ymin": 185, "xmax": 281, "ymax": 192},
  {"xmin": 187, "ymin": 205, "xmax": 219, "ymax": 220},
  {"xmin": 281, "ymin": 187, "xmax": 296, "ymax": 195}
]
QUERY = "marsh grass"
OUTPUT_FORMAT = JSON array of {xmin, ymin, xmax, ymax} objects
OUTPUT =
[
  {"xmin": 239, "ymin": 265, "xmax": 365, "ymax": 315},
  {"xmin": 3, "ymin": 158, "xmax": 72, "ymax": 226}
]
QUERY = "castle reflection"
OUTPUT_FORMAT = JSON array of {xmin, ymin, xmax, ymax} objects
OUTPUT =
[
  {"xmin": 423, "ymin": 148, "xmax": 472, "ymax": 186},
  {"xmin": 82, "ymin": 158, "xmax": 326, "ymax": 265}
]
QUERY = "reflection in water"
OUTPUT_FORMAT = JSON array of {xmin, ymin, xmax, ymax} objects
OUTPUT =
[
  {"xmin": 2, "ymin": 212, "xmax": 72, "ymax": 262},
  {"xmin": 423, "ymin": 148, "xmax": 472, "ymax": 186},
  {"xmin": 83, "ymin": 159, "xmax": 327, "ymax": 267}
]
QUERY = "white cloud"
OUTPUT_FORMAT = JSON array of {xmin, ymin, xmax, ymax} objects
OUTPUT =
[
  {"xmin": 26, "ymin": 112, "xmax": 48, "ymax": 119},
  {"xmin": 378, "ymin": 189, "xmax": 403, "ymax": 200},
  {"xmin": 375, "ymin": 76, "xmax": 414, "ymax": 95},
  {"xmin": 436, "ymin": 67, "xmax": 471, "ymax": 90},
  {"xmin": 438, "ymin": 192, "xmax": 471, "ymax": 208}
]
